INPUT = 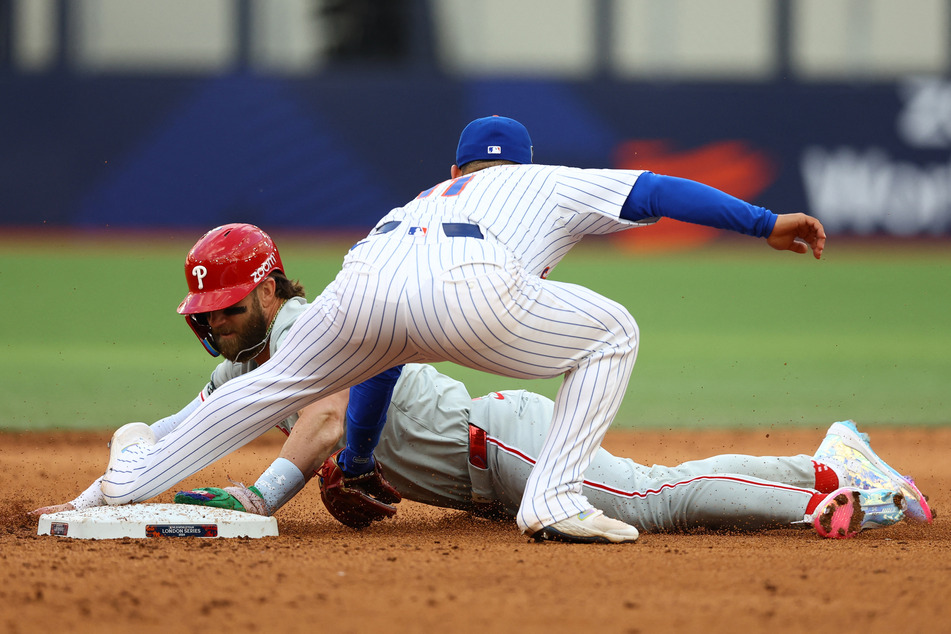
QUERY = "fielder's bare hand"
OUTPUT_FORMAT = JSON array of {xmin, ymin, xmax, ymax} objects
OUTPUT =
[{"xmin": 767, "ymin": 213, "xmax": 826, "ymax": 259}]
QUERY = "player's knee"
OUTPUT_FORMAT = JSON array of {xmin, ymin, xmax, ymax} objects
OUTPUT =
[{"xmin": 609, "ymin": 307, "xmax": 639, "ymax": 353}]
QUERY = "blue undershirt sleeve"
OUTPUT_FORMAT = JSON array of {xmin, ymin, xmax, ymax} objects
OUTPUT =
[
  {"xmin": 338, "ymin": 365, "xmax": 404, "ymax": 475},
  {"xmin": 620, "ymin": 172, "xmax": 778, "ymax": 238}
]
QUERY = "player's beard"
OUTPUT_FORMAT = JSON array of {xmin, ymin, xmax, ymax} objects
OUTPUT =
[{"xmin": 213, "ymin": 295, "xmax": 269, "ymax": 363}]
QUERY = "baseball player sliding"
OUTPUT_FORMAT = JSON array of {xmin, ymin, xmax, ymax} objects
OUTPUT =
[
  {"xmin": 91, "ymin": 115, "xmax": 846, "ymax": 543},
  {"xmin": 32, "ymin": 224, "xmax": 933, "ymax": 540}
]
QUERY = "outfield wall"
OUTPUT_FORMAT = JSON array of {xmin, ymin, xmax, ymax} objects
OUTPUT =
[{"xmin": 2, "ymin": 74, "xmax": 950, "ymax": 236}]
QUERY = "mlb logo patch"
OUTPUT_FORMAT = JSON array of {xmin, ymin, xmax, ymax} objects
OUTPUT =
[{"xmin": 487, "ymin": 146, "xmax": 502, "ymax": 154}]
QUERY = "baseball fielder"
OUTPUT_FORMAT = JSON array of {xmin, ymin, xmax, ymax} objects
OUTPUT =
[
  {"xmin": 34, "ymin": 224, "xmax": 930, "ymax": 540},
  {"xmin": 96, "ymin": 115, "xmax": 834, "ymax": 543}
]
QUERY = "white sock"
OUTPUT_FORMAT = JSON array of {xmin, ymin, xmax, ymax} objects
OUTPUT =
[{"xmin": 253, "ymin": 458, "xmax": 305, "ymax": 514}]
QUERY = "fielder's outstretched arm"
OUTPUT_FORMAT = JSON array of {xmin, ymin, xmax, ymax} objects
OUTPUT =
[{"xmin": 620, "ymin": 172, "xmax": 825, "ymax": 259}]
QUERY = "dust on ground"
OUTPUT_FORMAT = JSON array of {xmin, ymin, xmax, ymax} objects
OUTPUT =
[{"xmin": 3, "ymin": 427, "xmax": 949, "ymax": 634}]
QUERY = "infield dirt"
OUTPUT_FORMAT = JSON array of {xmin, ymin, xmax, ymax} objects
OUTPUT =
[{"xmin": 3, "ymin": 427, "xmax": 949, "ymax": 634}]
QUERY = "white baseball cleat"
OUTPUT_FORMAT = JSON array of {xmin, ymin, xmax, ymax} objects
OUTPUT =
[
  {"xmin": 103, "ymin": 422, "xmax": 155, "ymax": 480},
  {"xmin": 530, "ymin": 508, "xmax": 639, "ymax": 544},
  {"xmin": 107, "ymin": 421, "xmax": 155, "ymax": 454}
]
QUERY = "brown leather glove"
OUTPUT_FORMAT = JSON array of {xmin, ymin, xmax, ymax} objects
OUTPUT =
[{"xmin": 317, "ymin": 449, "xmax": 401, "ymax": 528}]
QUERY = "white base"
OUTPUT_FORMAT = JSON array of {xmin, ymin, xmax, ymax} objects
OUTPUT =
[{"xmin": 37, "ymin": 503, "xmax": 279, "ymax": 539}]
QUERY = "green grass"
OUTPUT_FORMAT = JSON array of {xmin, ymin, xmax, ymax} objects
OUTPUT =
[
  {"xmin": 1, "ymin": 234, "xmax": 948, "ymax": 430},
  {"xmin": 432, "ymin": 240, "xmax": 950, "ymax": 429}
]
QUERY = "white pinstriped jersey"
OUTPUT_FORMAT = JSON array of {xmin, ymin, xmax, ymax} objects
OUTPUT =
[
  {"xmin": 375, "ymin": 165, "xmax": 655, "ymax": 276},
  {"xmin": 202, "ymin": 297, "xmax": 309, "ymax": 434}
]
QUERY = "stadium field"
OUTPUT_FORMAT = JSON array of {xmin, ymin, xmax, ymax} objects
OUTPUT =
[{"xmin": 1, "ymin": 232, "xmax": 947, "ymax": 430}]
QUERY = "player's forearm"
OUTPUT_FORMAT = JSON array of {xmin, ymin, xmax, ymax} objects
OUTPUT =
[
  {"xmin": 69, "ymin": 476, "xmax": 105, "ymax": 509},
  {"xmin": 149, "ymin": 392, "xmax": 205, "ymax": 440},
  {"xmin": 621, "ymin": 172, "xmax": 778, "ymax": 237},
  {"xmin": 279, "ymin": 392, "xmax": 348, "ymax": 477},
  {"xmin": 339, "ymin": 365, "xmax": 404, "ymax": 474}
]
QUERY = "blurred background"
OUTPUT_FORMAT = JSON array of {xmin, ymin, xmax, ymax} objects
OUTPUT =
[
  {"xmin": 1, "ymin": 0, "xmax": 948, "ymax": 430},
  {"xmin": 3, "ymin": 0, "xmax": 951, "ymax": 235}
]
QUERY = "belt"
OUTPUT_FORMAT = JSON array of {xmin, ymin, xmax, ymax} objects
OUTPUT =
[
  {"xmin": 375, "ymin": 220, "xmax": 484, "ymax": 239},
  {"xmin": 468, "ymin": 423, "xmax": 488, "ymax": 469}
]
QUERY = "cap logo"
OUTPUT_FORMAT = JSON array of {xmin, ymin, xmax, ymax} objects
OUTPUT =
[
  {"xmin": 192, "ymin": 265, "xmax": 208, "ymax": 289},
  {"xmin": 488, "ymin": 146, "xmax": 502, "ymax": 154}
]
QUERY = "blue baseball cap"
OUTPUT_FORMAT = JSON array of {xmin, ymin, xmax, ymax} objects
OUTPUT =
[{"xmin": 455, "ymin": 116, "xmax": 533, "ymax": 167}]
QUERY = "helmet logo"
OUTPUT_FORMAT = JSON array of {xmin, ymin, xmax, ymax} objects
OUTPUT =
[
  {"xmin": 192, "ymin": 265, "xmax": 208, "ymax": 289},
  {"xmin": 251, "ymin": 253, "xmax": 278, "ymax": 283}
]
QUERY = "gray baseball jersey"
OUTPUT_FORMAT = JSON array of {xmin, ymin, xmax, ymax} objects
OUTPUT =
[
  {"xmin": 378, "ymin": 364, "xmax": 819, "ymax": 532},
  {"xmin": 99, "ymin": 164, "xmax": 695, "ymax": 534}
]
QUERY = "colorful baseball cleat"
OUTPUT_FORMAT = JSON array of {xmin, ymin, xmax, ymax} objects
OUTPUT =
[
  {"xmin": 814, "ymin": 420, "xmax": 933, "ymax": 522},
  {"xmin": 812, "ymin": 487, "xmax": 906, "ymax": 539},
  {"xmin": 175, "ymin": 485, "xmax": 268, "ymax": 515},
  {"xmin": 530, "ymin": 509, "xmax": 639, "ymax": 544}
]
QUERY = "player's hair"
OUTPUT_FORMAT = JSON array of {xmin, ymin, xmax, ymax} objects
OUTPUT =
[
  {"xmin": 269, "ymin": 270, "xmax": 306, "ymax": 300},
  {"xmin": 458, "ymin": 159, "xmax": 518, "ymax": 174}
]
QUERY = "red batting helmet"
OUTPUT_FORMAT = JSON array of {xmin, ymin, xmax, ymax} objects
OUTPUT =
[{"xmin": 177, "ymin": 223, "xmax": 285, "ymax": 356}]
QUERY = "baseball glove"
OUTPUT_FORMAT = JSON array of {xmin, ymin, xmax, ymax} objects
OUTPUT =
[{"xmin": 317, "ymin": 449, "xmax": 402, "ymax": 529}]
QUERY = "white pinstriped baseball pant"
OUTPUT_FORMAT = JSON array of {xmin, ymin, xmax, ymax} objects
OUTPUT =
[{"xmin": 102, "ymin": 229, "xmax": 639, "ymax": 534}]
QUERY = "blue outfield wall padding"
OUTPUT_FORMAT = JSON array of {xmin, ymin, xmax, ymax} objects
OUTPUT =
[{"xmin": 1, "ymin": 73, "xmax": 950, "ymax": 235}]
